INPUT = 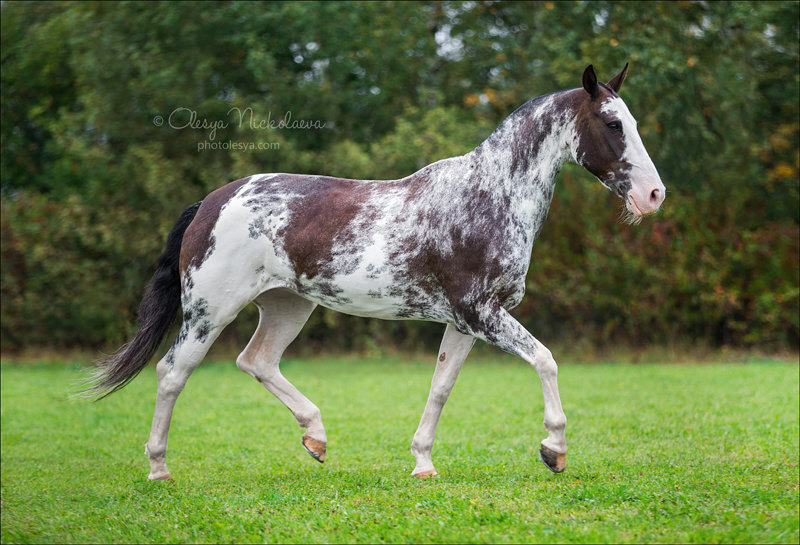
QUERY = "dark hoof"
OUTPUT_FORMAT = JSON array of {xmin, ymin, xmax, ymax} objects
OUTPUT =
[
  {"xmin": 302, "ymin": 433, "xmax": 326, "ymax": 463},
  {"xmin": 539, "ymin": 444, "xmax": 566, "ymax": 473}
]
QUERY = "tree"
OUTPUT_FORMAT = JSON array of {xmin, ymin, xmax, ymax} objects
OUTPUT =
[{"xmin": 2, "ymin": 1, "xmax": 797, "ymax": 351}]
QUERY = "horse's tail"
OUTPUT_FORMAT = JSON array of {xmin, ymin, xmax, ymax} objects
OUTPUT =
[{"xmin": 84, "ymin": 201, "xmax": 202, "ymax": 400}]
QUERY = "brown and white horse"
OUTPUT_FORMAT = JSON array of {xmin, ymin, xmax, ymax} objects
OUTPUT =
[{"xmin": 89, "ymin": 64, "xmax": 665, "ymax": 480}]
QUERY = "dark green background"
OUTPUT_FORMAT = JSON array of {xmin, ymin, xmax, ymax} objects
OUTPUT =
[{"xmin": 2, "ymin": 1, "xmax": 797, "ymax": 353}]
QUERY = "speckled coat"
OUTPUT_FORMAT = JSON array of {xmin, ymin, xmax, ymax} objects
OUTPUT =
[{"xmin": 91, "ymin": 65, "xmax": 665, "ymax": 480}]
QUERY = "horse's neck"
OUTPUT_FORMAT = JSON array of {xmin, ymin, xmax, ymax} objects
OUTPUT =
[{"xmin": 465, "ymin": 91, "xmax": 577, "ymax": 235}]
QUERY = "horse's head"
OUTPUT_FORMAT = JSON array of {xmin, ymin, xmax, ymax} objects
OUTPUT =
[{"xmin": 571, "ymin": 64, "xmax": 665, "ymax": 219}]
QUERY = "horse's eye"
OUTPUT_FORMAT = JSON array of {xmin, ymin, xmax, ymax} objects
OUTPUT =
[{"xmin": 607, "ymin": 121, "xmax": 622, "ymax": 133}]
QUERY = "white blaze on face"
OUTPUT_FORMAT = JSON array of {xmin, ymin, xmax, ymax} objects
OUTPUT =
[{"xmin": 601, "ymin": 97, "xmax": 666, "ymax": 215}]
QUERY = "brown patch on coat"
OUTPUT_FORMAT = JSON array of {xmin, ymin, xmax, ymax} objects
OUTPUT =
[
  {"xmin": 569, "ymin": 87, "xmax": 632, "ymax": 195},
  {"xmin": 277, "ymin": 176, "xmax": 373, "ymax": 280},
  {"xmin": 180, "ymin": 176, "xmax": 251, "ymax": 274},
  {"xmin": 439, "ymin": 352, "xmax": 446, "ymax": 362},
  {"xmin": 502, "ymin": 92, "xmax": 564, "ymax": 178},
  {"xmin": 387, "ymin": 179, "xmax": 524, "ymax": 323},
  {"xmin": 509, "ymin": 111, "xmax": 542, "ymax": 177}
]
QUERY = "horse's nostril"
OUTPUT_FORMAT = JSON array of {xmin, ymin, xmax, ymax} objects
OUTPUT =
[{"xmin": 650, "ymin": 188, "xmax": 660, "ymax": 203}]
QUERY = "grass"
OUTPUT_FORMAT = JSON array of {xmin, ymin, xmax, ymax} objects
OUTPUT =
[{"xmin": 1, "ymin": 354, "xmax": 798, "ymax": 543}]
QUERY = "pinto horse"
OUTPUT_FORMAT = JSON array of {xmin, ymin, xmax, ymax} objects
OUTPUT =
[{"xmin": 89, "ymin": 64, "xmax": 665, "ymax": 480}]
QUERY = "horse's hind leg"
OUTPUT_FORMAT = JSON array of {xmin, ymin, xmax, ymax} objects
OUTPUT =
[
  {"xmin": 145, "ymin": 297, "xmax": 243, "ymax": 480},
  {"xmin": 234, "ymin": 289, "xmax": 325, "ymax": 461}
]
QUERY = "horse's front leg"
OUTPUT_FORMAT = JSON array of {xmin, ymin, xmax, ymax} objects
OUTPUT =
[
  {"xmin": 460, "ymin": 305, "xmax": 567, "ymax": 473},
  {"xmin": 411, "ymin": 323, "xmax": 476, "ymax": 477}
]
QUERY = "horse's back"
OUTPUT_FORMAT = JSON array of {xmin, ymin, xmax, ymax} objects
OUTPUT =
[{"xmin": 177, "ymin": 173, "xmax": 427, "ymax": 317}]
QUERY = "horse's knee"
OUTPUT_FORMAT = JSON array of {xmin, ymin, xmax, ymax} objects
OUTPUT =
[{"xmin": 534, "ymin": 346, "xmax": 558, "ymax": 379}]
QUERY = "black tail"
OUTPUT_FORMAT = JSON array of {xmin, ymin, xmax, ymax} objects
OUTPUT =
[{"xmin": 85, "ymin": 201, "xmax": 202, "ymax": 399}]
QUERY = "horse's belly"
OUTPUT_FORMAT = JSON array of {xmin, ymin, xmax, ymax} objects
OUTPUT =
[{"xmin": 294, "ymin": 266, "xmax": 453, "ymax": 323}]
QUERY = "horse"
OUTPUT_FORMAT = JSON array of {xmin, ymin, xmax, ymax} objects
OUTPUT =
[{"xmin": 88, "ymin": 64, "xmax": 665, "ymax": 480}]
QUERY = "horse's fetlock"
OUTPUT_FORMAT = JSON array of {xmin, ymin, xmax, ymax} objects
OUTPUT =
[
  {"xmin": 145, "ymin": 442, "xmax": 166, "ymax": 461},
  {"xmin": 296, "ymin": 406, "xmax": 322, "ymax": 430},
  {"xmin": 410, "ymin": 439, "xmax": 430, "ymax": 458},
  {"xmin": 546, "ymin": 414, "xmax": 567, "ymax": 432}
]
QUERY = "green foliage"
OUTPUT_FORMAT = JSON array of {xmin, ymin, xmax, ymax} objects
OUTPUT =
[
  {"xmin": 1, "ymin": 1, "xmax": 798, "ymax": 351},
  {"xmin": 525, "ymin": 167, "xmax": 800, "ymax": 349},
  {"xmin": 1, "ymin": 358, "xmax": 798, "ymax": 543}
]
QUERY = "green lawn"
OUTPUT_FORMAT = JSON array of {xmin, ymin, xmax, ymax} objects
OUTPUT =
[{"xmin": 1, "ymin": 355, "xmax": 798, "ymax": 544}]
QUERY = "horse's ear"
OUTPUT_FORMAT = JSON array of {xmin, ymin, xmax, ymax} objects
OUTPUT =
[
  {"xmin": 607, "ymin": 62, "xmax": 629, "ymax": 94},
  {"xmin": 582, "ymin": 65, "xmax": 599, "ymax": 99}
]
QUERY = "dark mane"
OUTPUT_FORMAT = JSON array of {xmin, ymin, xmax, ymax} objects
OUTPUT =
[
  {"xmin": 477, "ymin": 89, "xmax": 570, "ymax": 151},
  {"xmin": 598, "ymin": 82, "xmax": 618, "ymax": 97}
]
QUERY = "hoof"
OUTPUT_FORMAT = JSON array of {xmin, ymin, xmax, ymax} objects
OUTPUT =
[
  {"xmin": 147, "ymin": 472, "xmax": 172, "ymax": 481},
  {"xmin": 539, "ymin": 444, "xmax": 566, "ymax": 473},
  {"xmin": 412, "ymin": 469, "xmax": 439, "ymax": 479},
  {"xmin": 302, "ymin": 433, "xmax": 326, "ymax": 463}
]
